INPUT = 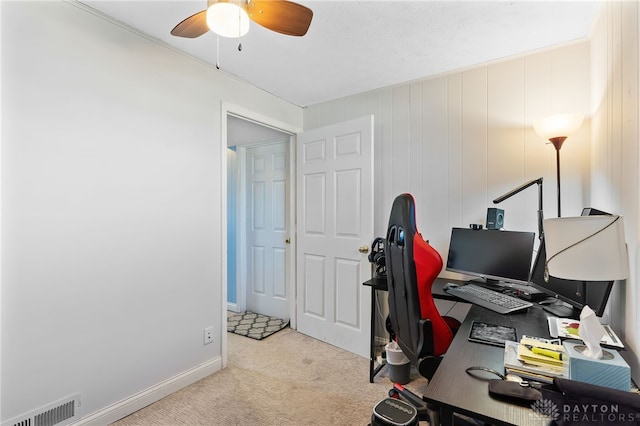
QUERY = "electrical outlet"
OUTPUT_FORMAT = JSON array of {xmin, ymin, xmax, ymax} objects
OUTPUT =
[{"xmin": 204, "ymin": 326, "xmax": 214, "ymax": 345}]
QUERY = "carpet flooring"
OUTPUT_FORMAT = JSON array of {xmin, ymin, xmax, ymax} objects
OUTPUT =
[{"xmin": 111, "ymin": 327, "xmax": 430, "ymax": 425}]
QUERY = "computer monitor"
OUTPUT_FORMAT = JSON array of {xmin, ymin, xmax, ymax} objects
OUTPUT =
[
  {"xmin": 445, "ymin": 228, "xmax": 535, "ymax": 288},
  {"xmin": 529, "ymin": 241, "xmax": 614, "ymax": 319}
]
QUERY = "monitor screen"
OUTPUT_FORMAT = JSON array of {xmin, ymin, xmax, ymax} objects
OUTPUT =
[
  {"xmin": 529, "ymin": 240, "xmax": 613, "ymax": 318},
  {"xmin": 445, "ymin": 228, "xmax": 535, "ymax": 286}
]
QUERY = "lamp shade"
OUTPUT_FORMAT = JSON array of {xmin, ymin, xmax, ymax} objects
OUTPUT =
[
  {"xmin": 206, "ymin": 2, "xmax": 250, "ymax": 38},
  {"xmin": 543, "ymin": 215, "xmax": 628, "ymax": 281},
  {"xmin": 533, "ymin": 113, "xmax": 584, "ymax": 141}
]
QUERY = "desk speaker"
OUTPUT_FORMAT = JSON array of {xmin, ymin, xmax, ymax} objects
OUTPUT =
[{"xmin": 486, "ymin": 208, "xmax": 504, "ymax": 230}]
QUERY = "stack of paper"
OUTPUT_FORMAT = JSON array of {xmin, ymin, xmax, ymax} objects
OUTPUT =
[
  {"xmin": 503, "ymin": 338, "xmax": 566, "ymax": 384},
  {"xmin": 548, "ymin": 317, "xmax": 624, "ymax": 349}
]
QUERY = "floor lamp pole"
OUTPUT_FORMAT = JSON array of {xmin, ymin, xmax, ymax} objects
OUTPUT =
[
  {"xmin": 549, "ymin": 137, "xmax": 566, "ymax": 218},
  {"xmin": 533, "ymin": 113, "xmax": 584, "ymax": 219}
]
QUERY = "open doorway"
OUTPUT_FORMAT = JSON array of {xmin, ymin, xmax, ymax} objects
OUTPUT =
[
  {"xmin": 223, "ymin": 108, "xmax": 376, "ymax": 361},
  {"xmin": 226, "ymin": 113, "xmax": 295, "ymax": 322}
]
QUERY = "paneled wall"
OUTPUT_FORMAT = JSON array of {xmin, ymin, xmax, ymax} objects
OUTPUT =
[
  {"xmin": 590, "ymin": 1, "xmax": 639, "ymax": 363},
  {"xmin": 305, "ymin": 42, "xmax": 591, "ymax": 275}
]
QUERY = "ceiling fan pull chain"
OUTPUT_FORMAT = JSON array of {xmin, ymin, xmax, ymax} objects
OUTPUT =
[
  {"xmin": 237, "ymin": 4, "xmax": 243, "ymax": 51},
  {"xmin": 216, "ymin": 35, "xmax": 221, "ymax": 70}
]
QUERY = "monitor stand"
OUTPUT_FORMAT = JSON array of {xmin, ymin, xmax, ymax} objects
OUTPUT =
[
  {"xmin": 467, "ymin": 279, "xmax": 505, "ymax": 291},
  {"xmin": 540, "ymin": 300, "xmax": 580, "ymax": 319}
]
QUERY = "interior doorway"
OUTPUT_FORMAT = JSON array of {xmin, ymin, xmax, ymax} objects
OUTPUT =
[
  {"xmin": 222, "ymin": 107, "xmax": 376, "ymax": 361},
  {"xmin": 226, "ymin": 113, "xmax": 296, "ymax": 322}
]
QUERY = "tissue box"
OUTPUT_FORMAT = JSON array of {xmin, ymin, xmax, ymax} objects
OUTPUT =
[{"xmin": 563, "ymin": 341, "xmax": 630, "ymax": 391}]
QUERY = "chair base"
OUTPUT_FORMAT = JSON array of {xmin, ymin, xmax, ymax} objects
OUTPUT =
[{"xmin": 418, "ymin": 356, "xmax": 442, "ymax": 381}]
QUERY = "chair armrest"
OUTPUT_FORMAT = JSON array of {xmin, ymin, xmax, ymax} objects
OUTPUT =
[{"xmin": 417, "ymin": 318, "xmax": 434, "ymax": 358}]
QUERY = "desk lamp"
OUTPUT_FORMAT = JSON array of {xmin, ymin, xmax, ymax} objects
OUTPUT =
[
  {"xmin": 493, "ymin": 177, "xmax": 544, "ymax": 240},
  {"xmin": 543, "ymin": 215, "xmax": 628, "ymax": 309},
  {"xmin": 533, "ymin": 113, "xmax": 584, "ymax": 218},
  {"xmin": 544, "ymin": 215, "xmax": 629, "ymax": 376}
]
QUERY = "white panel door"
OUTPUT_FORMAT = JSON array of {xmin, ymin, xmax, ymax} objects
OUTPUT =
[
  {"xmin": 296, "ymin": 115, "xmax": 374, "ymax": 357},
  {"xmin": 246, "ymin": 141, "xmax": 289, "ymax": 319}
]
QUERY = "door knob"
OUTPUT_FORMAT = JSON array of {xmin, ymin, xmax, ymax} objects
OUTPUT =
[
  {"xmin": 359, "ymin": 245, "xmax": 369, "ymax": 253},
  {"xmin": 285, "ymin": 238, "xmax": 291, "ymax": 244}
]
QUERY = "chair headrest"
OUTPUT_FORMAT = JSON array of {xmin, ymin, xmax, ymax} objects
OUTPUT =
[{"xmin": 388, "ymin": 193, "xmax": 417, "ymax": 237}]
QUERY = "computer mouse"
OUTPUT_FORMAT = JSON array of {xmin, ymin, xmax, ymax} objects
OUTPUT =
[{"xmin": 443, "ymin": 283, "xmax": 459, "ymax": 291}]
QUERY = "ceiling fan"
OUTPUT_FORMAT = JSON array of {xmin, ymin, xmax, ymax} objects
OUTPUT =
[{"xmin": 171, "ymin": 0, "xmax": 313, "ymax": 39}]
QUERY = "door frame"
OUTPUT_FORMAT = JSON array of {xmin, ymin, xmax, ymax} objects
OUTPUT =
[{"xmin": 220, "ymin": 102, "xmax": 301, "ymax": 366}]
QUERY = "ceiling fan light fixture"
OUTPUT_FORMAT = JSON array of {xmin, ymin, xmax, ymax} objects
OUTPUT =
[{"xmin": 206, "ymin": 2, "xmax": 250, "ymax": 38}]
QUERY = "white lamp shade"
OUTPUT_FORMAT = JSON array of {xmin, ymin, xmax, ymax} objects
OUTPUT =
[
  {"xmin": 543, "ymin": 215, "xmax": 628, "ymax": 281},
  {"xmin": 206, "ymin": 2, "xmax": 250, "ymax": 38},
  {"xmin": 533, "ymin": 113, "xmax": 584, "ymax": 141}
]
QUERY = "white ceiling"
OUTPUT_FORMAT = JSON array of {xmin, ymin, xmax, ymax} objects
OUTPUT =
[
  {"xmin": 78, "ymin": 1, "xmax": 601, "ymax": 108},
  {"xmin": 227, "ymin": 115, "xmax": 291, "ymax": 146}
]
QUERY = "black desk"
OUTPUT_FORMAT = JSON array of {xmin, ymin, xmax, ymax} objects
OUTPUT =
[
  {"xmin": 422, "ymin": 302, "xmax": 554, "ymax": 426},
  {"xmin": 371, "ymin": 278, "xmax": 636, "ymax": 425},
  {"xmin": 363, "ymin": 276, "xmax": 388, "ymax": 383}
]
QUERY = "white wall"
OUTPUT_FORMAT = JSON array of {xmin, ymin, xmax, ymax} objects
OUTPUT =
[
  {"xmin": 305, "ymin": 42, "xmax": 592, "ymax": 268},
  {"xmin": 1, "ymin": 1, "xmax": 302, "ymax": 423},
  {"xmin": 590, "ymin": 1, "xmax": 640, "ymax": 372}
]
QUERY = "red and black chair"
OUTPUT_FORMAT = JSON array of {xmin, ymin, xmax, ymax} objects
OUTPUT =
[{"xmin": 385, "ymin": 193, "xmax": 460, "ymax": 380}]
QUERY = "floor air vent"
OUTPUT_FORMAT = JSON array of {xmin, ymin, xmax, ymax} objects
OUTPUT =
[{"xmin": 3, "ymin": 395, "xmax": 80, "ymax": 426}]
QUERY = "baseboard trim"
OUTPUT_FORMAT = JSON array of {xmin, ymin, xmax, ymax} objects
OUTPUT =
[
  {"xmin": 75, "ymin": 357, "xmax": 222, "ymax": 425},
  {"xmin": 227, "ymin": 302, "xmax": 239, "ymax": 312}
]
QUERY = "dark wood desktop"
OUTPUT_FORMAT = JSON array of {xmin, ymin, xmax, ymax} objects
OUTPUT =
[
  {"xmin": 365, "ymin": 277, "xmax": 636, "ymax": 425},
  {"xmin": 424, "ymin": 279, "xmax": 636, "ymax": 426},
  {"xmin": 423, "ymin": 289, "xmax": 552, "ymax": 426}
]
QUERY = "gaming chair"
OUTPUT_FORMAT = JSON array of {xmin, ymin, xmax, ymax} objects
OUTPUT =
[{"xmin": 385, "ymin": 193, "xmax": 460, "ymax": 380}]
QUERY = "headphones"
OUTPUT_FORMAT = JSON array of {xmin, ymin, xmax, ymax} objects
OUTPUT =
[{"xmin": 368, "ymin": 237, "xmax": 386, "ymax": 278}]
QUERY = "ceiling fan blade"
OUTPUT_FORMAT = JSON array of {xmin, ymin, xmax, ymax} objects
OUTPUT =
[
  {"xmin": 245, "ymin": 1, "xmax": 313, "ymax": 37},
  {"xmin": 171, "ymin": 10, "xmax": 209, "ymax": 38}
]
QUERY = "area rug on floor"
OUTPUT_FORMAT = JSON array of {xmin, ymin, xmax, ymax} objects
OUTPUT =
[{"xmin": 227, "ymin": 311, "xmax": 290, "ymax": 340}]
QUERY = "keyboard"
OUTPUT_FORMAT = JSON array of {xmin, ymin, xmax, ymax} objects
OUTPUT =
[{"xmin": 445, "ymin": 283, "xmax": 533, "ymax": 314}]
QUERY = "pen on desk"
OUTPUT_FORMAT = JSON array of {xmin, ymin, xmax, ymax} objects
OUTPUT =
[
  {"xmin": 524, "ymin": 344, "xmax": 564, "ymax": 360},
  {"xmin": 605, "ymin": 326, "xmax": 619, "ymax": 345}
]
